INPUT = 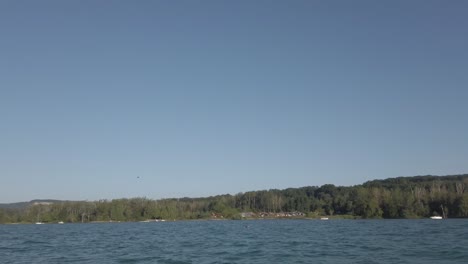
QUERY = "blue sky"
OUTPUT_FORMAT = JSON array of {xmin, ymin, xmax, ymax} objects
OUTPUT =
[{"xmin": 1, "ymin": 1, "xmax": 467, "ymax": 203}]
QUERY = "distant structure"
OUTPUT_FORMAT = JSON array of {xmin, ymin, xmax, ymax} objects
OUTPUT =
[{"xmin": 33, "ymin": 202, "xmax": 53, "ymax": 206}]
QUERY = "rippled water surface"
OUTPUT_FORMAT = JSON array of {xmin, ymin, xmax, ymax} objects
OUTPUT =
[{"xmin": 1, "ymin": 219, "xmax": 467, "ymax": 263}]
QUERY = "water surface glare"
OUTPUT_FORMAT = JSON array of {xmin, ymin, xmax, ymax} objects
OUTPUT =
[{"xmin": 1, "ymin": 219, "xmax": 467, "ymax": 263}]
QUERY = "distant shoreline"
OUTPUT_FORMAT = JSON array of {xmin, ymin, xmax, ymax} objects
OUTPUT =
[
  {"xmin": 4, "ymin": 216, "xmax": 462, "ymax": 225},
  {"xmin": 1, "ymin": 174, "xmax": 467, "ymax": 224}
]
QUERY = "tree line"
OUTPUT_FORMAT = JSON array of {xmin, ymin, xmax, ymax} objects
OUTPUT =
[{"xmin": 1, "ymin": 174, "xmax": 468, "ymax": 223}]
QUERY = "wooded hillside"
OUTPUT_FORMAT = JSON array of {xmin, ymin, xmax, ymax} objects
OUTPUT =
[{"xmin": 1, "ymin": 174, "xmax": 467, "ymax": 223}]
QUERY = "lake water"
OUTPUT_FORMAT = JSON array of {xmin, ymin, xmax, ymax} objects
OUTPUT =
[{"xmin": 1, "ymin": 219, "xmax": 467, "ymax": 263}]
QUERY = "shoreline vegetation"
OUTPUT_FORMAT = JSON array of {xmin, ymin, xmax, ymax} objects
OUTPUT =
[{"xmin": 1, "ymin": 174, "xmax": 468, "ymax": 224}]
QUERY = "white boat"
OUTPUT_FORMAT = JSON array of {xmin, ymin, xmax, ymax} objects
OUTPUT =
[
  {"xmin": 58, "ymin": 221, "xmax": 64, "ymax": 224},
  {"xmin": 320, "ymin": 217, "xmax": 329, "ymax": 220},
  {"xmin": 430, "ymin": 216, "xmax": 443, "ymax": 220},
  {"xmin": 35, "ymin": 222, "xmax": 44, "ymax": 225}
]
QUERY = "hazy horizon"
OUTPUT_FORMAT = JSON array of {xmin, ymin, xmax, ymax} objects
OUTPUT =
[
  {"xmin": 1, "ymin": 1, "xmax": 468, "ymax": 203},
  {"xmin": 2, "ymin": 173, "xmax": 468, "ymax": 204}
]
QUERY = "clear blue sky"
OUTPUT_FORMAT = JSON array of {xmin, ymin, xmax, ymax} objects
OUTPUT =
[{"xmin": 1, "ymin": 1, "xmax": 467, "ymax": 203}]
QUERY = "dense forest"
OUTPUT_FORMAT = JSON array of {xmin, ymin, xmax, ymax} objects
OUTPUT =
[{"xmin": 1, "ymin": 174, "xmax": 468, "ymax": 223}]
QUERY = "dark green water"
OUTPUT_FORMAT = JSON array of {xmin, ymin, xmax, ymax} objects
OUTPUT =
[{"xmin": 1, "ymin": 219, "xmax": 467, "ymax": 263}]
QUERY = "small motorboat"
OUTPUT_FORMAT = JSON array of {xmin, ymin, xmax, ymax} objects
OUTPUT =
[{"xmin": 430, "ymin": 216, "xmax": 443, "ymax": 220}]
